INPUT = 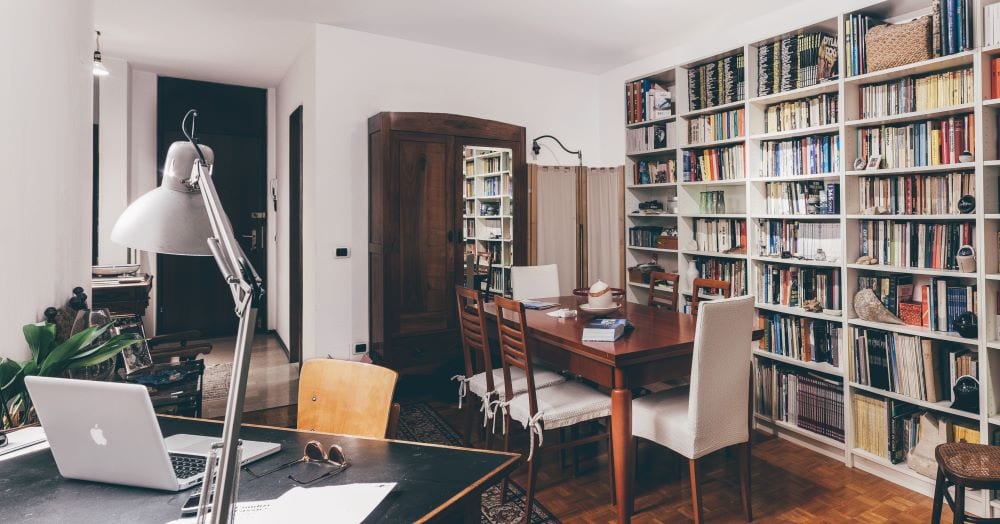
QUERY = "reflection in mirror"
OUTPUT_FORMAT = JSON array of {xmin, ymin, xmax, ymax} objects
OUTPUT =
[{"xmin": 462, "ymin": 146, "xmax": 514, "ymax": 297}]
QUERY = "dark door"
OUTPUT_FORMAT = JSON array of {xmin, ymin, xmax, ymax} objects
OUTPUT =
[
  {"xmin": 289, "ymin": 106, "xmax": 304, "ymax": 362},
  {"xmin": 156, "ymin": 77, "xmax": 268, "ymax": 337},
  {"xmin": 389, "ymin": 133, "xmax": 455, "ymax": 338}
]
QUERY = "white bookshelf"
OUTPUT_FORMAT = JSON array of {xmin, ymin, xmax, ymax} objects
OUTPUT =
[
  {"xmin": 463, "ymin": 146, "xmax": 515, "ymax": 295},
  {"xmin": 621, "ymin": 0, "xmax": 1000, "ymax": 515}
]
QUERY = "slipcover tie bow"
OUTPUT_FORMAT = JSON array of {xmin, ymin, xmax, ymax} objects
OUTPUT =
[{"xmin": 451, "ymin": 375, "xmax": 469, "ymax": 410}]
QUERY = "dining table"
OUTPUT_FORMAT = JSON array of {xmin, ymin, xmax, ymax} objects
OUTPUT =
[{"xmin": 483, "ymin": 295, "xmax": 763, "ymax": 524}]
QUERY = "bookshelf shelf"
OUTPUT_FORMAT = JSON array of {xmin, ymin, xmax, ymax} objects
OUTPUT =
[
  {"xmin": 845, "ymin": 163, "xmax": 976, "ymax": 176},
  {"xmin": 625, "ymin": 115, "xmax": 676, "ymax": 129},
  {"xmin": 626, "ymin": 146, "xmax": 676, "ymax": 157},
  {"xmin": 627, "ymin": 212, "xmax": 675, "ymax": 218},
  {"xmin": 621, "ymin": 5, "xmax": 998, "ymax": 510},
  {"xmin": 847, "ymin": 318, "xmax": 977, "ymax": 346},
  {"xmin": 844, "ymin": 103, "xmax": 975, "ymax": 128},
  {"xmin": 844, "ymin": 50, "xmax": 975, "ymax": 85},
  {"xmin": 627, "ymin": 245, "xmax": 677, "ymax": 254},
  {"xmin": 850, "ymin": 382, "xmax": 979, "ymax": 422},
  {"xmin": 626, "ymin": 182, "xmax": 676, "ymax": 189},
  {"xmin": 749, "ymin": 123, "xmax": 840, "ymax": 142},
  {"xmin": 753, "ymin": 349, "xmax": 843, "ymax": 376},
  {"xmin": 681, "ymin": 99, "xmax": 745, "ymax": 119}
]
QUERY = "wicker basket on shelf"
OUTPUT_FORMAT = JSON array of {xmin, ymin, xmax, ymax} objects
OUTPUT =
[{"xmin": 865, "ymin": 15, "xmax": 932, "ymax": 72}]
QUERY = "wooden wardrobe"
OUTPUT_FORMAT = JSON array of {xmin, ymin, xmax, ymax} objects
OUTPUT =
[{"xmin": 368, "ymin": 112, "xmax": 527, "ymax": 374}]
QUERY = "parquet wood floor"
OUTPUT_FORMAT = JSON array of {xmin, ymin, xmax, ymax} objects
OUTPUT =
[{"xmin": 243, "ymin": 377, "xmax": 951, "ymax": 523}]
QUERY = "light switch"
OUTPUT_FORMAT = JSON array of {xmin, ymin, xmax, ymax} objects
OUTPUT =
[{"xmin": 335, "ymin": 247, "xmax": 350, "ymax": 258}]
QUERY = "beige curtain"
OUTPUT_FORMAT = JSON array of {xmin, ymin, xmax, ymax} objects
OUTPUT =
[
  {"xmin": 534, "ymin": 165, "xmax": 578, "ymax": 295},
  {"xmin": 586, "ymin": 167, "xmax": 624, "ymax": 288}
]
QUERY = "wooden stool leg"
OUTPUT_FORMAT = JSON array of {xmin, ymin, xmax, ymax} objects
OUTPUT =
[
  {"xmin": 953, "ymin": 483, "xmax": 965, "ymax": 524},
  {"xmin": 738, "ymin": 442, "xmax": 752, "ymax": 522},
  {"xmin": 689, "ymin": 457, "xmax": 704, "ymax": 524},
  {"xmin": 931, "ymin": 467, "xmax": 946, "ymax": 524}
]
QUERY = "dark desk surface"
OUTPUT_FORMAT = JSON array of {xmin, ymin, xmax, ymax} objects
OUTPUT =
[{"xmin": 0, "ymin": 416, "xmax": 519, "ymax": 523}]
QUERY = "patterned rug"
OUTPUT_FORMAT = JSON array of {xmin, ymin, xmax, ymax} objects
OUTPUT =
[{"xmin": 397, "ymin": 402, "xmax": 560, "ymax": 524}]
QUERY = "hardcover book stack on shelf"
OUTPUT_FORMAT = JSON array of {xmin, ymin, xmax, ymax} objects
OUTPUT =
[
  {"xmin": 759, "ymin": 134, "xmax": 840, "ymax": 177},
  {"xmin": 856, "ymin": 172, "xmax": 974, "ymax": 215},
  {"xmin": 857, "ymin": 220, "xmax": 974, "ymax": 270},
  {"xmin": 756, "ymin": 32, "xmax": 839, "ymax": 96},
  {"xmin": 857, "ymin": 274, "xmax": 976, "ymax": 333},
  {"xmin": 628, "ymin": 226, "xmax": 668, "ymax": 249},
  {"xmin": 687, "ymin": 108, "xmax": 744, "ymax": 144},
  {"xmin": 764, "ymin": 181, "xmax": 840, "ymax": 214},
  {"xmin": 859, "ymin": 67, "xmax": 973, "ymax": 118},
  {"xmin": 755, "ymin": 362, "xmax": 845, "ymax": 442},
  {"xmin": 682, "ymin": 145, "xmax": 745, "ymax": 182},
  {"xmin": 758, "ymin": 312, "xmax": 842, "ymax": 365},
  {"xmin": 625, "ymin": 79, "xmax": 672, "ymax": 124},
  {"xmin": 855, "ymin": 115, "xmax": 975, "ymax": 169},
  {"xmin": 764, "ymin": 93, "xmax": 839, "ymax": 133},
  {"xmin": 692, "ymin": 218, "xmax": 746, "ymax": 254},
  {"xmin": 686, "ymin": 53, "xmax": 745, "ymax": 111},
  {"xmin": 631, "ymin": 159, "xmax": 676, "ymax": 185},
  {"xmin": 756, "ymin": 264, "xmax": 841, "ymax": 311},
  {"xmin": 626, "ymin": 121, "xmax": 676, "ymax": 153}
]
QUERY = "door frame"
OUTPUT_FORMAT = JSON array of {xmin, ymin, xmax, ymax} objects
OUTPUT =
[{"xmin": 288, "ymin": 106, "xmax": 304, "ymax": 363}]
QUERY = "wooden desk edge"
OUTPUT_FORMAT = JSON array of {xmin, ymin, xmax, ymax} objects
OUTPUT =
[{"xmin": 159, "ymin": 415, "xmax": 521, "ymax": 523}]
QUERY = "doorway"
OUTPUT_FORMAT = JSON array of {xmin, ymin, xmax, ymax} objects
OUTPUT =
[
  {"xmin": 288, "ymin": 106, "xmax": 303, "ymax": 362},
  {"xmin": 155, "ymin": 77, "xmax": 268, "ymax": 337}
]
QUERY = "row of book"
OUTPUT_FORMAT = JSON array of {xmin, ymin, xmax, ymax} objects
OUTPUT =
[
  {"xmin": 855, "ymin": 115, "xmax": 974, "ymax": 170},
  {"xmin": 479, "ymin": 176, "xmax": 510, "ymax": 197},
  {"xmin": 986, "ymin": 3, "xmax": 1000, "ymax": 49},
  {"xmin": 487, "ymin": 267, "xmax": 510, "ymax": 294},
  {"xmin": 632, "ymin": 159, "xmax": 676, "ymax": 185},
  {"xmin": 686, "ymin": 53, "xmax": 745, "ymax": 112},
  {"xmin": 858, "ymin": 274, "xmax": 977, "ymax": 333},
  {"xmin": 756, "ymin": 264, "xmax": 841, "ymax": 312},
  {"xmin": 844, "ymin": 13, "xmax": 879, "ymax": 77},
  {"xmin": 463, "ymin": 219, "xmax": 475, "ymax": 239},
  {"xmin": 755, "ymin": 219, "xmax": 841, "ymax": 261},
  {"xmin": 859, "ymin": 67, "xmax": 973, "ymax": 119},
  {"xmin": 855, "ymin": 172, "xmax": 975, "ymax": 216},
  {"xmin": 756, "ymin": 32, "xmax": 838, "ymax": 97},
  {"xmin": 692, "ymin": 218, "xmax": 746, "ymax": 254},
  {"xmin": 698, "ymin": 190, "xmax": 726, "ymax": 214},
  {"xmin": 687, "ymin": 108, "xmax": 743, "ymax": 144},
  {"xmin": 857, "ymin": 220, "xmax": 974, "ymax": 270},
  {"xmin": 682, "ymin": 145, "xmax": 745, "ymax": 182},
  {"xmin": 479, "ymin": 155, "xmax": 507, "ymax": 174},
  {"xmin": 758, "ymin": 134, "xmax": 840, "ymax": 178},
  {"xmin": 763, "ymin": 93, "xmax": 838, "ymax": 134},
  {"xmin": 626, "ymin": 121, "xmax": 675, "ymax": 153},
  {"xmin": 850, "ymin": 327, "xmax": 976, "ymax": 404},
  {"xmin": 625, "ymin": 80, "xmax": 672, "ymax": 125},
  {"xmin": 628, "ymin": 226, "xmax": 669, "ymax": 249},
  {"xmin": 758, "ymin": 312, "xmax": 842, "ymax": 366},
  {"xmin": 755, "ymin": 363, "xmax": 845, "ymax": 443},
  {"xmin": 763, "ymin": 181, "xmax": 840, "ymax": 215},
  {"xmin": 693, "ymin": 257, "xmax": 747, "ymax": 295}
]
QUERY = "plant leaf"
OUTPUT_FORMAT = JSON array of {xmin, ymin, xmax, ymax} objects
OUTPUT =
[
  {"xmin": 39, "ymin": 323, "xmax": 114, "ymax": 376},
  {"xmin": 0, "ymin": 358, "xmax": 24, "ymax": 392},
  {"xmin": 70, "ymin": 332, "xmax": 139, "ymax": 360},
  {"xmin": 22, "ymin": 322, "xmax": 56, "ymax": 364},
  {"xmin": 66, "ymin": 334, "xmax": 140, "ymax": 369}
]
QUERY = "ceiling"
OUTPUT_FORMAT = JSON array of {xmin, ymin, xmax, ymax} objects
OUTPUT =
[{"xmin": 96, "ymin": 0, "xmax": 803, "ymax": 87}]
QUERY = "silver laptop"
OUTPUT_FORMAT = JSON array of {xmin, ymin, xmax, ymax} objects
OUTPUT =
[{"xmin": 25, "ymin": 376, "xmax": 281, "ymax": 491}]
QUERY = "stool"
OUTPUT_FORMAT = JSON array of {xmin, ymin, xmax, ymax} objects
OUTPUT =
[{"xmin": 932, "ymin": 443, "xmax": 1000, "ymax": 524}]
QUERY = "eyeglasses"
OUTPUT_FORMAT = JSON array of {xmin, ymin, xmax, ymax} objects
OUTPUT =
[{"xmin": 244, "ymin": 440, "xmax": 349, "ymax": 484}]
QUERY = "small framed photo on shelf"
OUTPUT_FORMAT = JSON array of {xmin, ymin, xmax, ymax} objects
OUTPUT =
[{"xmin": 865, "ymin": 154, "xmax": 882, "ymax": 170}]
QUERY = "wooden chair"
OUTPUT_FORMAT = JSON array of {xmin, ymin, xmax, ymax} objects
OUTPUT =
[
  {"xmin": 454, "ymin": 285, "xmax": 564, "ymax": 446},
  {"xmin": 297, "ymin": 359, "xmax": 401, "ymax": 439},
  {"xmin": 932, "ymin": 443, "xmax": 1000, "ymax": 524},
  {"xmin": 646, "ymin": 271, "xmax": 680, "ymax": 311},
  {"xmin": 690, "ymin": 277, "xmax": 731, "ymax": 316},
  {"xmin": 632, "ymin": 295, "xmax": 756, "ymax": 523},
  {"xmin": 493, "ymin": 295, "xmax": 614, "ymax": 524}
]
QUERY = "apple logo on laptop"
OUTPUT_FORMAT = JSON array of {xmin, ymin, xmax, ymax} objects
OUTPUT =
[{"xmin": 90, "ymin": 424, "xmax": 108, "ymax": 446}]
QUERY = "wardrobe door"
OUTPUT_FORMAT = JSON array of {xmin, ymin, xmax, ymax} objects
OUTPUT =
[{"xmin": 388, "ymin": 132, "xmax": 456, "ymax": 339}]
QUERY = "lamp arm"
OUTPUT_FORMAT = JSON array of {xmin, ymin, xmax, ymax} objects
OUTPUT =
[{"xmin": 531, "ymin": 134, "xmax": 583, "ymax": 165}]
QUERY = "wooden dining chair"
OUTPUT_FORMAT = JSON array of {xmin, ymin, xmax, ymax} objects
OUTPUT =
[
  {"xmin": 454, "ymin": 285, "xmax": 565, "ymax": 446},
  {"xmin": 646, "ymin": 271, "xmax": 680, "ymax": 311},
  {"xmin": 690, "ymin": 277, "xmax": 731, "ymax": 316},
  {"xmin": 631, "ymin": 295, "xmax": 756, "ymax": 524},
  {"xmin": 297, "ymin": 359, "xmax": 401, "ymax": 439},
  {"xmin": 493, "ymin": 295, "xmax": 614, "ymax": 524}
]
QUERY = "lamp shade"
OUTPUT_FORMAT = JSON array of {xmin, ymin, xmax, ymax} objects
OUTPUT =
[{"xmin": 111, "ymin": 142, "xmax": 215, "ymax": 256}]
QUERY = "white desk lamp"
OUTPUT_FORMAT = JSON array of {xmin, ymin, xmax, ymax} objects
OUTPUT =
[{"xmin": 111, "ymin": 109, "xmax": 262, "ymax": 523}]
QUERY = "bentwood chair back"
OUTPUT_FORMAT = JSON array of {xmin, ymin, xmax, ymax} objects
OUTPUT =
[{"xmin": 297, "ymin": 359, "xmax": 400, "ymax": 439}]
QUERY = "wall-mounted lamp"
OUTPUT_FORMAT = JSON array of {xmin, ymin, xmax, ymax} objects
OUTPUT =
[
  {"xmin": 531, "ymin": 135, "xmax": 582, "ymax": 167},
  {"xmin": 93, "ymin": 31, "xmax": 109, "ymax": 77}
]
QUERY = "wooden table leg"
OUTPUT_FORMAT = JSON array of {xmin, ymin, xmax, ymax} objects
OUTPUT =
[{"xmin": 612, "ymin": 385, "xmax": 633, "ymax": 523}]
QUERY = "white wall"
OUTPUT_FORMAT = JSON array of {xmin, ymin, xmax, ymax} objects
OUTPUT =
[
  {"xmin": 595, "ymin": 0, "xmax": 880, "ymax": 164},
  {"xmin": 0, "ymin": 0, "xmax": 95, "ymax": 359},
  {"xmin": 97, "ymin": 57, "xmax": 130, "ymax": 266},
  {"xmin": 128, "ymin": 68, "xmax": 159, "ymax": 335}
]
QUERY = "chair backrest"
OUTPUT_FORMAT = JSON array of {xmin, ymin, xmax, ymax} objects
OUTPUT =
[
  {"xmin": 690, "ymin": 278, "xmax": 731, "ymax": 316},
  {"xmin": 687, "ymin": 295, "xmax": 755, "ymax": 455},
  {"xmin": 455, "ymin": 285, "xmax": 494, "ymax": 392},
  {"xmin": 297, "ymin": 359, "xmax": 399, "ymax": 438},
  {"xmin": 511, "ymin": 264, "xmax": 560, "ymax": 300},
  {"xmin": 647, "ymin": 271, "xmax": 680, "ymax": 311},
  {"xmin": 493, "ymin": 296, "xmax": 539, "ymax": 416}
]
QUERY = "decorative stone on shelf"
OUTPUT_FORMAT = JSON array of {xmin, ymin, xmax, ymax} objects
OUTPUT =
[
  {"xmin": 854, "ymin": 288, "xmax": 903, "ymax": 324},
  {"xmin": 854, "ymin": 255, "xmax": 878, "ymax": 265}
]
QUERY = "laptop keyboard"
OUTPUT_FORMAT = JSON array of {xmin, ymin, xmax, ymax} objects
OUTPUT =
[{"xmin": 170, "ymin": 453, "xmax": 207, "ymax": 480}]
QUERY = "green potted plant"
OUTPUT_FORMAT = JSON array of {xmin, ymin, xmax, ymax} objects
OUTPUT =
[{"xmin": 0, "ymin": 321, "xmax": 139, "ymax": 429}]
